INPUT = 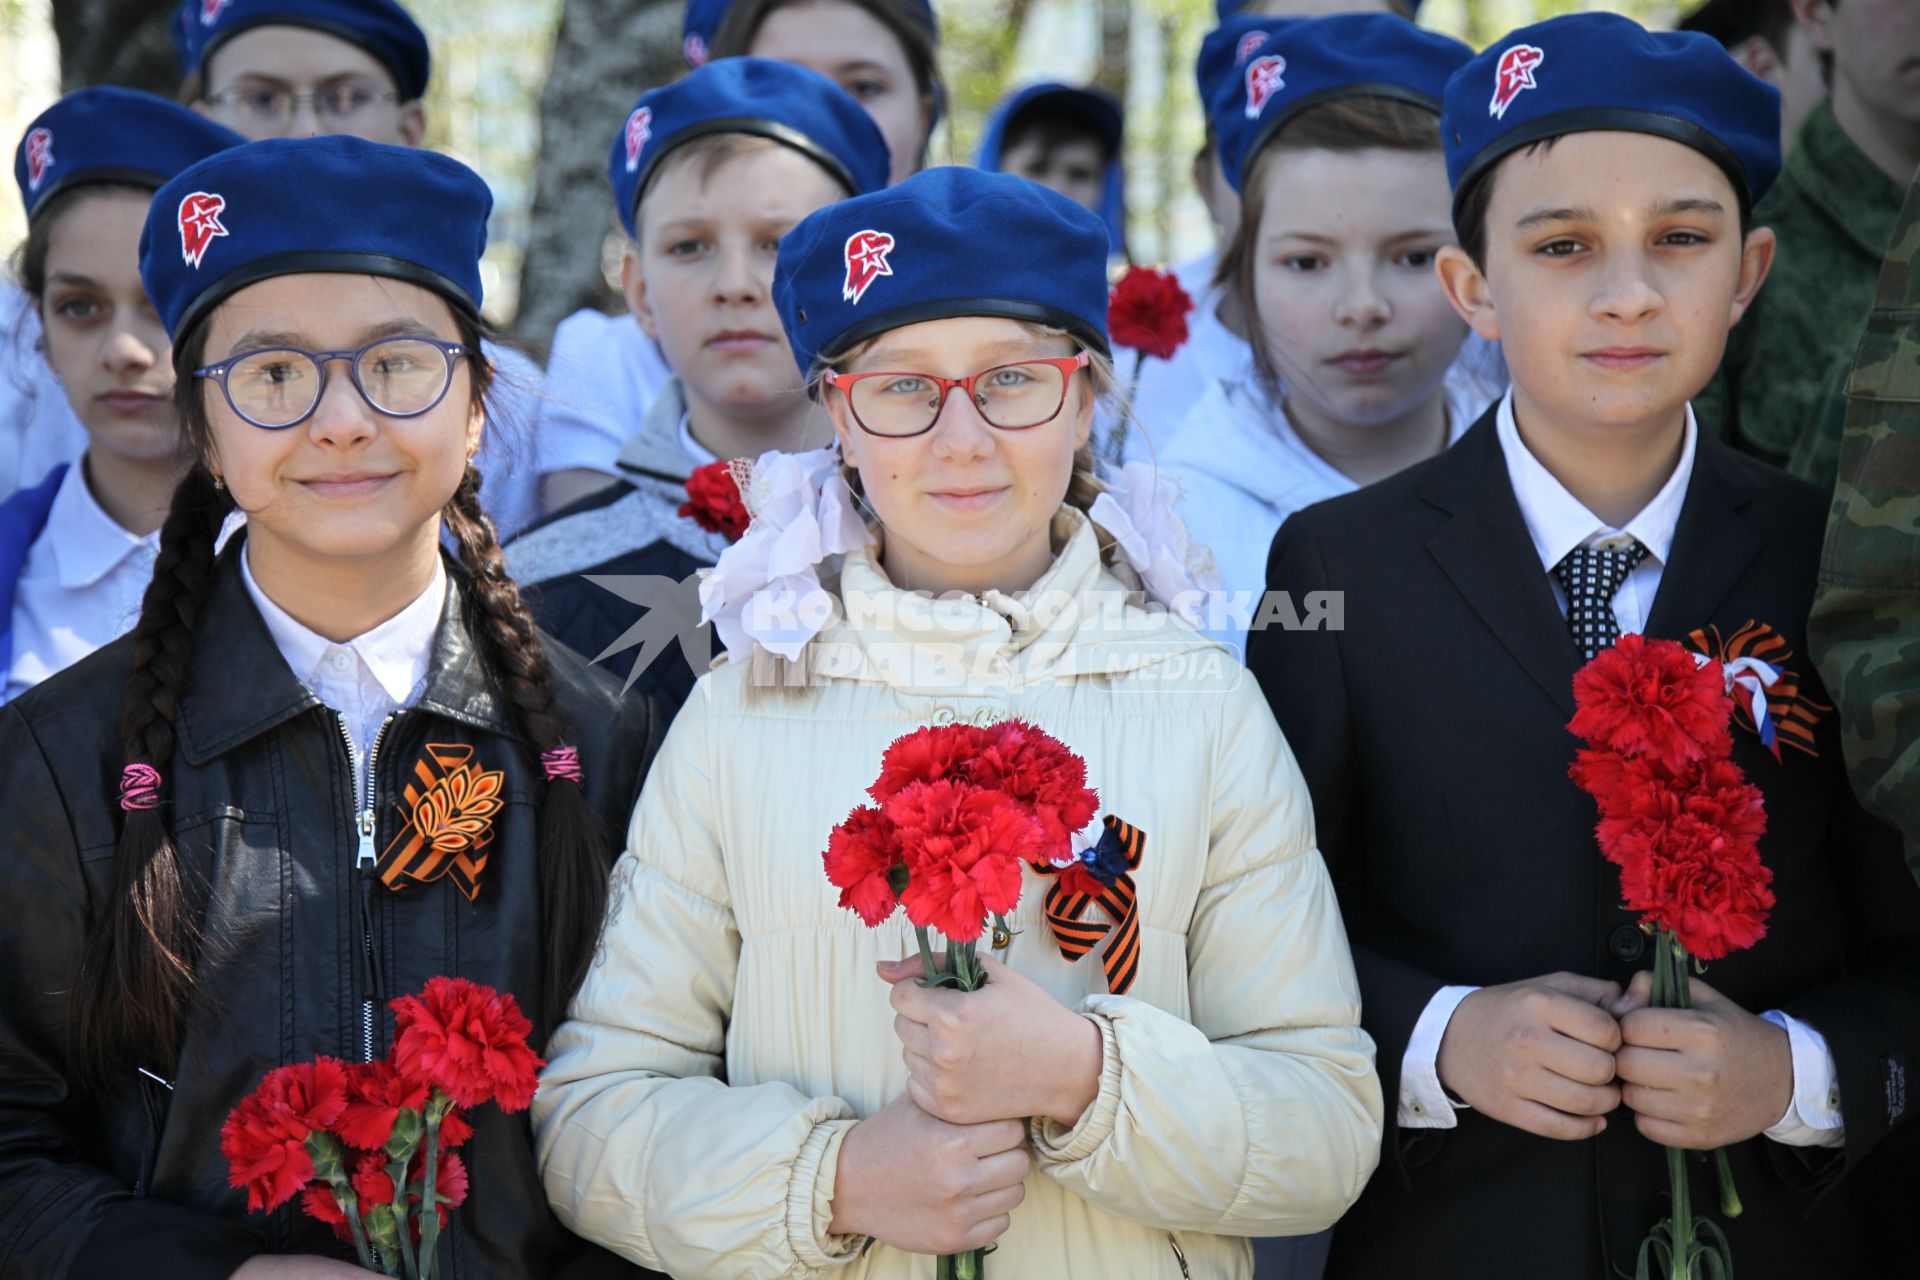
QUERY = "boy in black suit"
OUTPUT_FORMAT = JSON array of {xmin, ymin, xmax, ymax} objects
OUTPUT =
[{"xmin": 1246, "ymin": 13, "xmax": 1920, "ymax": 1278}]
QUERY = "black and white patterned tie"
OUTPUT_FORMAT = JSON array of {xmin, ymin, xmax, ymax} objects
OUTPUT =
[{"xmin": 1553, "ymin": 539, "xmax": 1649, "ymax": 661}]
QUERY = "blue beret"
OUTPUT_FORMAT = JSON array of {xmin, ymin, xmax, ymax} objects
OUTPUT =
[
  {"xmin": 1212, "ymin": 14, "xmax": 1470, "ymax": 193},
  {"xmin": 978, "ymin": 82, "xmax": 1123, "ymax": 159},
  {"xmin": 1195, "ymin": 15, "xmax": 1278, "ymax": 121},
  {"xmin": 175, "ymin": 0, "xmax": 431, "ymax": 101},
  {"xmin": 683, "ymin": 0, "xmax": 938, "ymax": 68},
  {"xmin": 609, "ymin": 57, "xmax": 890, "ymax": 239},
  {"xmin": 1442, "ymin": 12, "xmax": 1781, "ymax": 216},
  {"xmin": 14, "ymin": 88, "xmax": 246, "ymax": 223},
  {"xmin": 139, "ymin": 135, "xmax": 490, "ymax": 340},
  {"xmin": 1215, "ymin": 0, "xmax": 1422, "ymax": 16},
  {"xmin": 773, "ymin": 165, "xmax": 1111, "ymax": 375}
]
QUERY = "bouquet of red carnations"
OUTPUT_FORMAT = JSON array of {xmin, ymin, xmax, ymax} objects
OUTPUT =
[
  {"xmin": 220, "ymin": 977, "xmax": 544, "ymax": 1278},
  {"xmin": 1568, "ymin": 635, "xmax": 1773, "ymax": 1280},
  {"xmin": 822, "ymin": 719, "xmax": 1098, "ymax": 1279}
]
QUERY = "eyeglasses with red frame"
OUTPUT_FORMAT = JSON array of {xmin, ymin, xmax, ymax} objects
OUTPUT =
[{"xmin": 822, "ymin": 351, "xmax": 1093, "ymax": 438}]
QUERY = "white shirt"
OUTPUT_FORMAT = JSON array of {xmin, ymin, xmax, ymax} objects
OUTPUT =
[
  {"xmin": 239, "ymin": 547, "xmax": 444, "ymax": 804},
  {"xmin": 1162, "ymin": 353, "xmax": 1504, "ymax": 656},
  {"xmin": 1399, "ymin": 391, "xmax": 1844, "ymax": 1148},
  {"xmin": 0, "ymin": 283, "xmax": 88, "ymax": 502},
  {"xmin": 473, "ymin": 338, "xmax": 545, "ymax": 542},
  {"xmin": 534, "ymin": 308, "xmax": 675, "ymax": 483},
  {"xmin": 3, "ymin": 459, "xmax": 159, "ymax": 703}
]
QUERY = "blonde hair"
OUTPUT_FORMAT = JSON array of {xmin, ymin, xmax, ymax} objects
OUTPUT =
[{"xmin": 743, "ymin": 320, "xmax": 1121, "ymax": 696}]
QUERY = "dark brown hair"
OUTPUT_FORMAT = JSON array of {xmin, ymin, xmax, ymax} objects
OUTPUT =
[
  {"xmin": 1215, "ymin": 95, "xmax": 1445, "ymax": 398},
  {"xmin": 711, "ymin": 0, "xmax": 943, "ymax": 168},
  {"xmin": 67, "ymin": 295, "xmax": 615, "ymax": 1084}
]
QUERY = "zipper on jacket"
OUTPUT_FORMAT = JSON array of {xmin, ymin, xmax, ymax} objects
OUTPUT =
[
  {"xmin": 337, "ymin": 712, "xmax": 397, "ymax": 1062},
  {"xmin": 1167, "ymin": 1233, "xmax": 1190, "ymax": 1279}
]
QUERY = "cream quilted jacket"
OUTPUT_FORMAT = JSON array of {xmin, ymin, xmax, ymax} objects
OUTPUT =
[{"xmin": 533, "ymin": 508, "xmax": 1382, "ymax": 1278}]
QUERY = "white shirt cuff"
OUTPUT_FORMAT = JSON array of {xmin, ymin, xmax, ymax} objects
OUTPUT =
[
  {"xmin": 1759, "ymin": 1010, "xmax": 1845, "ymax": 1149},
  {"xmin": 1399, "ymin": 985, "xmax": 1480, "ymax": 1129}
]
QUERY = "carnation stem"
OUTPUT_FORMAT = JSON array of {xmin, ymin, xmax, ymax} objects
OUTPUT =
[
  {"xmin": 416, "ymin": 1094, "xmax": 448, "ymax": 1279},
  {"xmin": 916, "ymin": 925, "xmax": 940, "ymax": 985},
  {"xmin": 382, "ymin": 1151, "xmax": 419, "ymax": 1280},
  {"xmin": 333, "ymin": 1179, "xmax": 375, "ymax": 1271}
]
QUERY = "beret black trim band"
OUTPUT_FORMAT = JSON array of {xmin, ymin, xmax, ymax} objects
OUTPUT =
[
  {"xmin": 26, "ymin": 167, "xmax": 171, "ymax": 222},
  {"xmin": 199, "ymin": 18, "xmax": 421, "ymax": 99},
  {"xmin": 812, "ymin": 296, "xmax": 1111, "ymax": 373},
  {"xmin": 1449, "ymin": 105, "xmax": 1756, "ymax": 224},
  {"xmin": 170, "ymin": 250, "xmax": 478, "ymax": 353},
  {"xmin": 1254, "ymin": 82, "xmax": 1440, "ymax": 145},
  {"xmin": 627, "ymin": 116, "xmax": 861, "ymax": 231},
  {"xmin": 1238, "ymin": 82, "xmax": 1442, "ymax": 188}
]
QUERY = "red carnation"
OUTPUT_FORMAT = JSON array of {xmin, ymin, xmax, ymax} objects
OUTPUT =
[
  {"xmin": 887, "ymin": 780, "xmax": 1038, "ymax": 941},
  {"xmin": 869, "ymin": 723, "xmax": 996, "ymax": 803},
  {"xmin": 300, "ymin": 1182, "xmax": 352, "ymax": 1243},
  {"xmin": 350, "ymin": 1149, "xmax": 396, "ymax": 1209},
  {"xmin": 1569, "ymin": 635, "xmax": 1733, "ymax": 776},
  {"xmin": 392, "ymin": 977, "xmax": 545, "ymax": 1112},
  {"xmin": 974, "ymin": 719, "xmax": 1099, "ymax": 862},
  {"xmin": 221, "ymin": 1057, "xmax": 350, "ymax": 1213},
  {"xmin": 679, "ymin": 460, "xmax": 751, "ymax": 542},
  {"xmin": 337, "ymin": 1057, "xmax": 431, "ymax": 1150},
  {"xmin": 1108, "ymin": 266, "xmax": 1194, "ymax": 361},
  {"xmin": 823, "ymin": 804, "xmax": 906, "ymax": 926},
  {"xmin": 1617, "ymin": 812, "xmax": 1774, "ymax": 961}
]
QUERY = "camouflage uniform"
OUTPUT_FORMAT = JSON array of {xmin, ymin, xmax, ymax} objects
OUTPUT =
[
  {"xmin": 1809, "ymin": 168, "xmax": 1920, "ymax": 877},
  {"xmin": 1697, "ymin": 101, "xmax": 1905, "ymax": 474}
]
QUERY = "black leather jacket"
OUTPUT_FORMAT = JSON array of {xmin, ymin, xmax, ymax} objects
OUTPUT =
[{"xmin": 0, "ymin": 549, "xmax": 662, "ymax": 1279}]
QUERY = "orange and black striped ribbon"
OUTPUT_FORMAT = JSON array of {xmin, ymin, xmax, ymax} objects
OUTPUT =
[
  {"xmin": 377, "ymin": 743, "xmax": 506, "ymax": 901},
  {"xmin": 1030, "ymin": 816, "xmax": 1144, "ymax": 996},
  {"xmin": 1686, "ymin": 620, "xmax": 1829, "ymax": 760}
]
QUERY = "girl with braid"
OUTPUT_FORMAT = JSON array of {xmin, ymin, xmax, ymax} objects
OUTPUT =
[{"xmin": 0, "ymin": 137, "xmax": 661, "ymax": 1280}]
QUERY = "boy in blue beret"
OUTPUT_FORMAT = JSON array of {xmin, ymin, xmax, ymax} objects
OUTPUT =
[
  {"xmin": 1246, "ymin": 12, "xmax": 1920, "ymax": 1278},
  {"xmin": 505, "ymin": 58, "xmax": 888, "ymax": 716},
  {"xmin": 976, "ymin": 82, "xmax": 1126, "ymax": 256}
]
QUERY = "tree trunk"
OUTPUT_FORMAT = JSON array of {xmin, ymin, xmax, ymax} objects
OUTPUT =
[
  {"xmin": 52, "ymin": 0, "xmax": 182, "ymax": 93},
  {"xmin": 1093, "ymin": 0, "xmax": 1129, "ymax": 100},
  {"xmin": 511, "ymin": 0, "xmax": 682, "ymax": 355}
]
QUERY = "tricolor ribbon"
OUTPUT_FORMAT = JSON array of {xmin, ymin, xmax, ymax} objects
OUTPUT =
[
  {"xmin": 1685, "ymin": 620, "xmax": 1829, "ymax": 760},
  {"xmin": 377, "ymin": 743, "xmax": 506, "ymax": 901},
  {"xmin": 1030, "ymin": 815, "xmax": 1144, "ymax": 996}
]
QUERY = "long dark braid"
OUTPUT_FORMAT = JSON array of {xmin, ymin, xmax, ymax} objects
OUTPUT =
[
  {"xmin": 69, "ymin": 464, "xmax": 236, "ymax": 1086},
  {"xmin": 441, "ymin": 465, "xmax": 613, "ymax": 1027}
]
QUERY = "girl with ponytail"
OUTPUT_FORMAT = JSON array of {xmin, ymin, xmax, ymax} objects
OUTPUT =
[
  {"xmin": 0, "ymin": 136, "xmax": 660, "ymax": 1279},
  {"xmin": 533, "ymin": 168, "xmax": 1382, "ymax": 1280}
]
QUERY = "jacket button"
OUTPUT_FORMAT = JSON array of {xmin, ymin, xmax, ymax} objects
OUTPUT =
[{"xmin": 1608, "ymin": 925, "xmax": 1645, "ymax": 963}]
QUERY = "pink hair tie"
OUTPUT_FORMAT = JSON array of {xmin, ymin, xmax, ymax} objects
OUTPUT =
[
  {"xmin": 540, "ymin": 746, "xmax": 583, "ymax": 785},
  {"xmin": 118, "ymin": 763, "xmax": 162, "ymax": 811}
]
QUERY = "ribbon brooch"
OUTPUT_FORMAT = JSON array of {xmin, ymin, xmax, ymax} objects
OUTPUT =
[
  {"xmin": 1685, "ymin": 620, "xmax": 1830, "ymax": 760},
  {"xmin": 377, "ymin": 743, "xmax": 506, "ymax": 900},
  {"xmin": 1030, "ymin": 815, "xmax": 1144, "ymax": 996}
]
